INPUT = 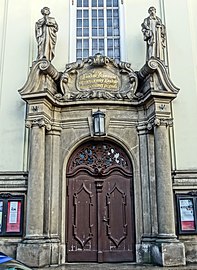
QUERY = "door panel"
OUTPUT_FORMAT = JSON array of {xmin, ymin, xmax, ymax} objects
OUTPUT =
[
  {"xmin": 67, "ymin": 141, "xmax": 135, "ymax": 262},
  {"xmin": 67, "ymin": 174, "xmax": 97, "ymax": 261},
  {"xmin": 101, "ymin": 173, "xmax": 135, "ymax": 262}
]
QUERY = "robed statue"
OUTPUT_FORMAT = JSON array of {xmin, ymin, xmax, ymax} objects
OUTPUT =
[
  {"xmin": 141, "ymin": 7, "xmax": 166, "ymax": 62},
  {"xmin": 35, "ymin": 7, "xmax": 58, "ymax": 62}
]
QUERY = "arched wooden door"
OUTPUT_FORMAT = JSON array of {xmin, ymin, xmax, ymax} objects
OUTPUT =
[{"xmin": 66, "ymin": 141, "xmax": 135, "ymax": 262}]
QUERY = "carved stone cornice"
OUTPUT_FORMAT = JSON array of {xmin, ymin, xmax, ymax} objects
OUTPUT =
[{"xmin": 25, "ymin": 118, "xmax": 51, "ymax": 130}]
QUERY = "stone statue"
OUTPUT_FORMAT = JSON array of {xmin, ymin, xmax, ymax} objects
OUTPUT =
[
  {"xmin": 35, "ymin": 7, "xmax": 58, "ymax": 62},
  {"xmin": 141, "ymin": 7, "xmax": 166, "ymax": 62}
]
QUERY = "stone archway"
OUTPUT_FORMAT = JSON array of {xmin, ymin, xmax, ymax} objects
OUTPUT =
[{"xmin": 66, "ymin": 140, "xmax": 135, "ymax": 262}]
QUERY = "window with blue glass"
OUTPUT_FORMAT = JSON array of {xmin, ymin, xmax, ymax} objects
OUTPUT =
[{"xmin": 76, "ymin": 0, "xmax": 121, "ymax": 60}]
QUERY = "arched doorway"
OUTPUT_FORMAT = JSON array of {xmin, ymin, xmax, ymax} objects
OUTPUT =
[{"xmin": 66, "ymin": 140, "xmax": 135, "ymax": 262}]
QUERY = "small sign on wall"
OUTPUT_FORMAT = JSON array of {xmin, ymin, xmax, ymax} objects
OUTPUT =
[
  {"xmin": 176, "ymin": 195, "xmax": 197, "ymax": 234},
  {"xmin": 0, "ymin": 195, "xmax": 24, "ymax": 236},
  {"xmin": 6, "ymin": 201, "xmax": 21, "ymax": 233}
]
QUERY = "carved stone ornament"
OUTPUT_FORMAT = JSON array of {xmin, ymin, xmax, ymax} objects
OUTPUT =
[
  {"xmin": 147, "ymin": 117, "xmax": 173, "ymax": 130},
  {"xmin": 25, "ymin": 118, "xmax": 51, "ymax": 130},
  {"xmin": 58, "ymin": 53, "xmax": 138, "ymax": 101},
  {"xmin": 136, "ymin": 58, "xmax": 179, "ymax": 96}
]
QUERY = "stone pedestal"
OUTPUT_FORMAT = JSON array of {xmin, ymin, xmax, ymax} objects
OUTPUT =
[
  {"xmin": 152, "ymin": 242, "xmax": 186, "ymax": 266},
  {"xmin": 17, "ymin": 238, "xmax": 60, "ymax": 267}
]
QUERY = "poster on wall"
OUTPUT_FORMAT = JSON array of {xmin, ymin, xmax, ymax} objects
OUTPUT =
[
  {"xmin": 179, "ymin": 199, "xmax": 195, "ymax": 231},
  {"xmin": 6, "ymin": 201, "xmax": 21, "ymax": 233},
  {"xmin": 0, "ymin": 201, "xmax": 3, "ymax": 233}
]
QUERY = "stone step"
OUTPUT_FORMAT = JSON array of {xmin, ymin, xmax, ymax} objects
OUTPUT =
[{"xmin": 35, "ymin": 263, "xmax": 197, "ymax": 270}]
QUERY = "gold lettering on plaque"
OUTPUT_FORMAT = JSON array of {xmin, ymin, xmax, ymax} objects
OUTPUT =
[{"xmin": 77, "ymin": 70, "xmax": 119, "ymax": 91}]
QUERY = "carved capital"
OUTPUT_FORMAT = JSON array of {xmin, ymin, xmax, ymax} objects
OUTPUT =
[
  {"xmin": 154, "ymin": 117, "xmax": 173, "ymax": 127},
  {"xmin": 46, "ymin": 126, "xmax": 62, "ymax": 136},
  {"xmin": 137, "ymin": 124, "xmax": 149, "ymax": 135},
  {"xmin": 147, "ymin": 117, "xmax": 173, "ymax": 130},
  {"xmin": 25, "ymin": 118, "xmax": 52, "ymax": 130}
]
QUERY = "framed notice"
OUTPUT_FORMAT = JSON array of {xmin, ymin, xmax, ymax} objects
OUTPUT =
[
  {"xmin": 177, "ymin": 195, "xmax": 197, "ymax": 234},
  {"xmin": 179, "ymin": 199, "xmax": 195, "ymax": 231},
  {"xmin": 0, "ymin": 194, "xmax": 24, "ymax": 236},
  {"xmin": 6, "ymin": 201, "xmax": 21, "ymax": 233},
  {"xmin": 0, "ymin": 201, "xmax": 3, "ymax": 233}
]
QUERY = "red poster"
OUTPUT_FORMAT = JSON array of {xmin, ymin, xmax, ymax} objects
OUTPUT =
[
  {"xmin": 6, "ymin": 201, "xmax": 21, "ymax": 232},
  {"xmin": 181, "ymin": 221, "xmax": 195, "ymax": 230}
]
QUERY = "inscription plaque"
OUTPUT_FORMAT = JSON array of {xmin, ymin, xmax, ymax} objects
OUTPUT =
[{"xmin": 77, "ymin": 69, "xmax": 119, "ymax": 91}]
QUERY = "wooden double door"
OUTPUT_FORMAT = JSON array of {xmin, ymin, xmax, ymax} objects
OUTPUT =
[{"xmin": 66, "ymin": 141, "xmax": 135, "ymax": 262}]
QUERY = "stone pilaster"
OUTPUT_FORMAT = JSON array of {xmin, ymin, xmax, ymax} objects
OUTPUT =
[
  {"xmin": 137, "ymin": 125, "xmax": 151, "ymax": 239},
  {"xmin": 44, "ymin": 126, "xmax": 61, "ymax": 265},
  {"xmin": 17, "ymin": 118, "xmax": 53, "ymax": 267},
  {"xmin": 137, "ymin": 124, "xmax": 158, "ymax": 263},
  {"xmin": 26, "ymin": 118, "xmax": 50, "ymax": 237},
  {"xmin": 151, "ymin": 117, "xmax": 186, "ymax": 266},
  {"xmin": 153, "ymin": 117, "xmax": 176, "ymax": 240}
]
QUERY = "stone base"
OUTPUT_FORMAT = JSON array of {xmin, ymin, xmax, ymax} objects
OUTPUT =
[
  {"xmin": 152, "ymin": 242, "xmax": 186, "ymax": 266},
  {"xmin": 136, "ymin": 243, "xmax": 152, "ymax": 264},
  {"xmin": 0, "ymin": 240, "xmax": 19, "ymax": 258},
  {"xmin": 184, "ymin": 240, "xmax": 197, "ymax": 263},
  {"xmin": 17, "ymin": 239, "xmax": 60, "ymax": 267}
]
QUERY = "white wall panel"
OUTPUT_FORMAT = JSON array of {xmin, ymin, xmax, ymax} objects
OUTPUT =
[
  {"xmin": 165, "ymin": 0, "xmax": 197, "ymax": 170},
  {"xmin": 0, "ymin": 0, "xmax": 31, "ymax": 171}
]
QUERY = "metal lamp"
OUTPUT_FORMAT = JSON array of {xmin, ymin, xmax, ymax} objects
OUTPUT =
[{"xmin": 92, "ymin": 109, "xmax": 105, "ymax": 136}]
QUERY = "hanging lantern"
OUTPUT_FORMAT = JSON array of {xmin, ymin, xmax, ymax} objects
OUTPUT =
[{"xmin": 92, "ymin": 109, "xmax": 105, "ymax": 136}]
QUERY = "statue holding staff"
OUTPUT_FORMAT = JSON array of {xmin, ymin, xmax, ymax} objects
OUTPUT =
[
  {"xmin": 35, "ymin": 7, "xmax": 58, "ymax": 62},
  {"xmin": 141, "ymin": 7, "xmax": 166, "ymax": 62}
]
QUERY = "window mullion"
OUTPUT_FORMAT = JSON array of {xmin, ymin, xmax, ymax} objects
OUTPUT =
[
  {"xmin": 104, "ymin": 0, "xmax": 107, "ymax": 56},
  {"xmin": 89, "ymin": 0, "xmax": 92, "ymax": 56}
]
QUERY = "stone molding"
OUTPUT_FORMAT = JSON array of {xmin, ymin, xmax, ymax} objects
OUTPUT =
[
  {"xmin": 0, "ymin": 171, "xmax": 28, "ymax": 190},
  {"xmin": 172, "ymin": 170, "xmax": 197, "ymax": 188}
]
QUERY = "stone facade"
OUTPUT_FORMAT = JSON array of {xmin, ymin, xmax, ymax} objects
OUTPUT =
[
  {"xmin": 1, "ymin": 3, "xmax": 197, "ymax": 268},
  {"xmin": 10, "ymin": 50, "xmax": 184, "ymax": 267}
]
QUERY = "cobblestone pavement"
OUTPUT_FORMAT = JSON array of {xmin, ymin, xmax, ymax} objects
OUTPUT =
[{"xmin": 35, "ymin": 263, "xmax": 197, "ymax": 270}]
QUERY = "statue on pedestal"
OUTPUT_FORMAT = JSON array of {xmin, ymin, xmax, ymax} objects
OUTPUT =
[
  {"xmin": 141, "ymin": 7, "xmax": 166, "ymax": 62},
  {"xmin": 35, "ymin": 7, "xmax": 58, "ymax": 62}
]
